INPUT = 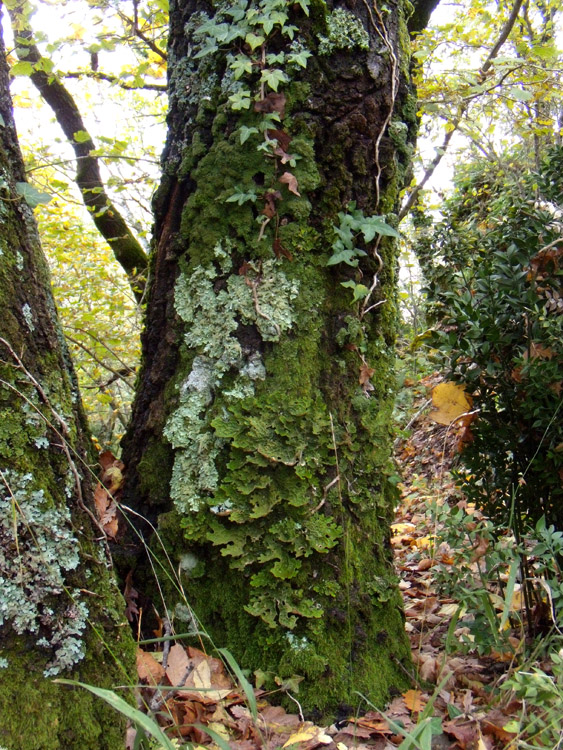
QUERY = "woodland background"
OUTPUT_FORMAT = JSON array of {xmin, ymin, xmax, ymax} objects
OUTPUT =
[{"xmin": 0, "ymin": 0, "xmax": 562, "ymax": 747}]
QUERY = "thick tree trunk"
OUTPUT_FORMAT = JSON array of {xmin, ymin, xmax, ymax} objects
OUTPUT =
[
  {"xmin": 0, "ymin": 19, "xmax": 135, "ymax": 750},
  {"xmin": 124, "ymin": 0, "xmax": 419, "ymax": 714}
]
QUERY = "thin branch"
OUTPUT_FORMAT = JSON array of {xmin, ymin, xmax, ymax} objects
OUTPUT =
[
  {"xmin": 64, "ymin": 333, "xmax": 135, "ymax": 386},
  {"xmin": 7, "ymin": 0, "xmax": 148, "ymax": 299},
  {"xmin": 116, "ymin": 9, "xmax": 168, "ymax": 62},
  {"xmin": 398, "ymin": 0, "xmax": 525, "ymax": 222},
  {"xmin": 62, "ymin": 69, "xmax": 167, "ymax": 92}
]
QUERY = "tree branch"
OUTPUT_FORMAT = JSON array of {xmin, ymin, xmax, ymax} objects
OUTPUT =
[
  {"xmin": 399, "ymin": 0, "xmax": 525, "ymax": 222},
  {"xmin": 7, "ymin": 1, "xmax": 149, "ymax": 301},
  {"xmin": 62, "ymin": 69, "xmax": 167, "ymax": 92}
]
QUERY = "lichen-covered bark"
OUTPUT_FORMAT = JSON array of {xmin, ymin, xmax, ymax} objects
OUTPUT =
[
  {"xmin": 123, "ymin": 0, "xmax": 419, "ymax": 714},
  {"xmin": 0, "ymin": 18, "xmax": 135, "ymax": 749}
]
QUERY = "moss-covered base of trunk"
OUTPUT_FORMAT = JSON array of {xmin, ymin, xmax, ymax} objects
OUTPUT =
[{"xmin": 0, "ymin": 625, "xmax": 136, "ymax": 750}]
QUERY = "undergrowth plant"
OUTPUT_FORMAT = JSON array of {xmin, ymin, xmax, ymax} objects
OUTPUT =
[{"xmin": 419, "ymin": 147, "xmax": 563, "ymax": 530}]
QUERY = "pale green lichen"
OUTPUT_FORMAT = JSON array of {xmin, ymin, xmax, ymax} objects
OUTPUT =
[
  {"xmin": 318, "ymin": 8, "xmax": 370, "ymax": 56},
  {"xmin": 0, "ymin": 471, "xmax": 88, "ymax": 676},
  {"xmin": 164, "ymin": 241, "xmax": 299, "ymax": 514},
  {"xmin": 22, "ymin": 303, "xmax": 34, "ymax": 332}
]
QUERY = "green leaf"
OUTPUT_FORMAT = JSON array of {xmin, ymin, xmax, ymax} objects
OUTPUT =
[
  {"xmin": 238, "ymin": 126, "xmax": 259, "ymax": 144},
  {"xmin": 508, "ymin": 87, "xmax": 533, "ymax": 102},
  {"xmin": 16, "ymin": 182, "xmax": 51, "ymax": 208},
  {"xmin": 228, "ymin": 90, "xmax": 252, "ymax": 110},
  {"xmin": 288, "ymin": 50, "xmax": 312, "ymax": 68},
  {"xmin": 260, "ymin": 68, "xmax": 289, "ymax": 91},
  {"xmin": 360, "ymin": 217, "xmax": 399, "ymax": 241},
  {"xmin": 294, "ymin": 0, "xmax": 310, "ymax": 15},
  {"xmin": 10, "ymin": 61, "xmax": 34, "ymax": 76},
  {"xmin": 230, "ymin": 54, "xmax": 253, "ymax": 79},
  {"xmin": 327, "ymin": 249, "xmax": 358, "ymax": 267},
  {"xmin": 73, "ymin": 130, "xmax": 91, "ymax": 143},
  {"xmin": 53, "ymin": 680, "xmax": 178, "ymax": 750},
  {"xmin": 225, "ymin": 187, "xmax": 258, "ymax": 205},
  {"xmin": 245, "ymin": 32, "xmax": 265, "ymax": 51},
  {"xmin": 0, "ymin": 114, "xmax": 5, "ymax": 127},
  {"xmin": 194, "ymin": 43, "xmax": 218, "ymax": 59}
]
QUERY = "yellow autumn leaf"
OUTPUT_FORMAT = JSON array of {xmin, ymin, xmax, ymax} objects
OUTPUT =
[
  {"xmin": 403, "ymin": 689, "xmax": 424, "ymax": 712},
  {"xmin": 430, "ymin": 382, "xmax": 472, "ymax": 426},
  {"xmin": 283, "ymin": 724, "xmax": 332, "ymax": 747}
]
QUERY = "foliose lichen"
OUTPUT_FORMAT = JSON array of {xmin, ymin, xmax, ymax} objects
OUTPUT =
[
  {"xmin": 0, "ymin": 470, "xmax": 88, "ymax": 676},
  {"xmin": 164, "ymin": 241, "xmax": 299, "ymax": 514},
  {"xmin": 317, "ymin": 8, "xmax": 370, "ymax": 56}
]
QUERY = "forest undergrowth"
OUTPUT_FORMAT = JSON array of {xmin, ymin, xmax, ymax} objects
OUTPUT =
[{"xmin": 99, "ymin": 371, "xmax": 563, "ymax": 750}]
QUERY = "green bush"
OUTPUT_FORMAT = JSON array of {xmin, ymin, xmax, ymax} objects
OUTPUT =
[{"xmin": 419, "ymin": 147, "xmax": 563, "ymax": 530}]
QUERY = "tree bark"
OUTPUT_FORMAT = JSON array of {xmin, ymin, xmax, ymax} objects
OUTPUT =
[
  {"xmin": 0, "ymin": 17, "xmax": 135, "ymax": 749},
  {"xmin": 123, "ymin": 0, "xmax": 421, "ymax": 715}
]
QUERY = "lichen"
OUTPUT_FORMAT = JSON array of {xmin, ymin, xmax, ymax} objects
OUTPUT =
[
  {"xmin": 317, "ymin": 8, "xmax": 370, "ymax": 56},
  {"xmin": 0, "ymin": 470, "xmax": 88, "ymax": 676},
  {"xmin": 164, "ymin": 242, "xmax": 299, "ymax": 513}
]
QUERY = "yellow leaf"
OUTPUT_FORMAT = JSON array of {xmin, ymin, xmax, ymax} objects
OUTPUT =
[
  {"xmin": 430, "ymin": 382, "xmax": 472, "ymax": 426},
  {"xmin": 403, "ymin": 689, "xmax": 424, "ymax": 712},
  {"xmin": 283, "ymin": 724, "xmax": 332, "ymax": 747}
]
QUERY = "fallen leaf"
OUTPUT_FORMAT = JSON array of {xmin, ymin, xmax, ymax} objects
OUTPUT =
[
  {"xmin": 254, "ymin": 92, "xmax": 286, "ymax": 117},
  {"xmin": 279, "ymin": 171, "xmax": 300, "ymax": 196},
  {"xmin": 136, "ymin": 648, "xmax": 165, "ymax": 685},
  {"xmin": 403, "ymin": 689, "xmax": 424, "ymax": 713},
  {"xmin": 283, "ymin": 724, "xmax": 332, "ymax": 747},
  {"xmin": 359, "ymin": 363, "xmax": 375, "ymax": 386}
]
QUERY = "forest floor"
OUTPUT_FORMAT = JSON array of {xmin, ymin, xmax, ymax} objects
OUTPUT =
[{"xmin": 130, "ymin": 373, "xmax": 554, "ymax": 750}]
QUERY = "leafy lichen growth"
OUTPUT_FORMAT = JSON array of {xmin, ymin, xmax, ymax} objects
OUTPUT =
[
  {"xmin": 318, "ymin": 8, "xmax": 370, "ymax": 55},
  {"xmin": 164, "ymin": 242, "xmax": 299, "ymax": 514},
  {"xmin": 0, "ymin": 471, "xmax": 88, "ymax": 676}
]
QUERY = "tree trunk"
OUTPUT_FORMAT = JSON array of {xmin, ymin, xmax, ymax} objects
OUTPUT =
[
  {"xmin": 123, "ymin": 0, "xmax": 420, "ymax": 714},
  {"xmin": 0, "ymin": 18, "xmax": 135, "ymax": 750}
]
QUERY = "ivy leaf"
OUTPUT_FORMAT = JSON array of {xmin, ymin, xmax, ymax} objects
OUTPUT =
[
  {"xmin": 229, "ymin": 90, "xmax": 252, "ymax": 110},
  {"xmin": 245, "ymin": 32, "xmax": 265, "ymax": 51},
  {"xmin": 288, "ymin": 49, "xmax": 312, "ymax": 68},
  {"xmin": 294, "ymin": 0, "xmax": 310, "ymax": 16},
  {"xmin": 360, "ymin": 216, "xmax": 399, "ymax": 241},
  {"xmin": 341, "ymin": 280, "xmax": 369, "ymax": 302},
  {"xmin": 327, "ymin": 250, "xmax": 358, "ymax": 267},
  {"xmin": 279, "ymin": 171, "xmax": 300, "ymax": 196},
  {"xmin": 260, "ymin": 68, "xmax": 289, "ymax": 92},
  {"xmin": 16, "ymin": 182, "xmax": 51, "ymax": 208},
  {"xmin": 0, "ymin": 114, "xmax": 5, "ymax": 127},
  {"xmin": 238, "ymin": 125, "xmax": 259, "ymax": 144},
  {"xmin": 230, "ymin": 54, "xmax": 253, "ymax": 79},
  {"xmin": 194, "ymin": 43, "xmax": 218, "ymax": 59}
]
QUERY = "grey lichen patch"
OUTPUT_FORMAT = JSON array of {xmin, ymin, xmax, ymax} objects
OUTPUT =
[
  {"xmin": 21, "ymin": 303, "xmax": 34, "ymax": 332},
  {"xmin": 317, "ymin": 8, "xmax": 370, "ymax": 56},
  {"xmin": 0, "ymin": 471, "xmax": 88, "ymax": 676},
  {"xmin": 165, "ymin": 241, "xmax": 299, "ymax": 513}
]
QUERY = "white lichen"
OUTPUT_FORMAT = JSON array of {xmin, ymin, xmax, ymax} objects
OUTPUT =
[
  {"xmin": 0, "ymin": 471, "xmax": 88, "ymax": 675},
  {"xmin": 166, "ymin": 240, "xmax": 299, "ymax": 514},
  {"xmin": 22, "ymin": 302, "xmax": 34, "ymax": 332},
  {"xmin": 318, "ymin": 8, "xmax": 370, "ymax": 56}
]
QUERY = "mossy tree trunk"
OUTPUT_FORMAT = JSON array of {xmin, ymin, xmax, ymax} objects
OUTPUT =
[
  {"xmin": 0, "ymin": 19, "xmax": 135, "ymax": 750},
  {"xmin": 123, "ymin": 0, "xmax": 425, "ymax": 715}
]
